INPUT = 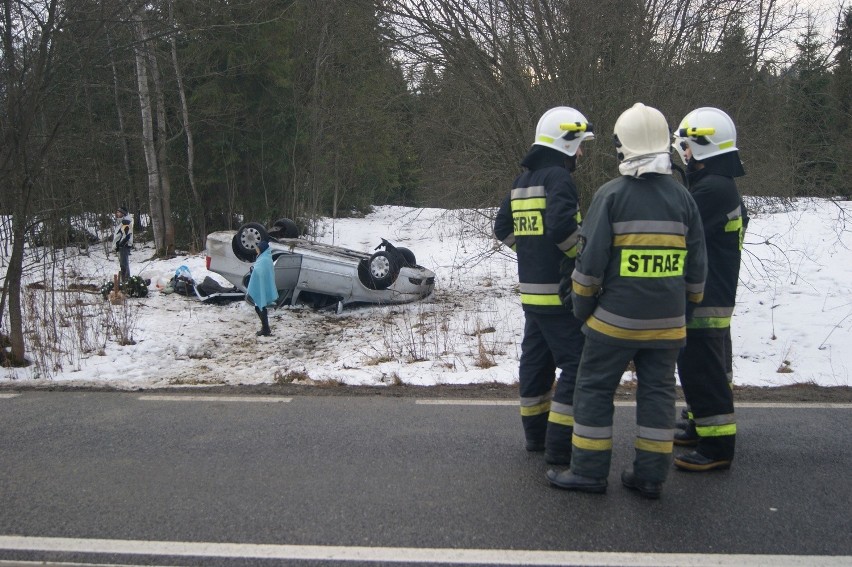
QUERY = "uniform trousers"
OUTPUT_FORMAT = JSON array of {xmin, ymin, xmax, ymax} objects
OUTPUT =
[
  {"xmin": 518, "ymin": 310, "xmax": 584, "ymax": 451},
  {"xmin": 571, "ymin": 336, "xmax": 678, "ymax": 483},
  {"xmin": 678, "ymin": 332, "xmax": 736, "ymax": 461}
]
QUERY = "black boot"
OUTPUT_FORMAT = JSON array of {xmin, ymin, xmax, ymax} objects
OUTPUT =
[
  {"xmin": 545, "ymin": 470, "xmax": 607, "ymax": 493},
  {"xmin": 621, "ymin": 469, "xmax": 663, "ymax": 499},
  {"xmin": 256, "ymin": 307, "xmax": 272, "ymax": 336},
  {"xmin": 674, "ymin": 451, "xmax": 732, "ymax": 472}
]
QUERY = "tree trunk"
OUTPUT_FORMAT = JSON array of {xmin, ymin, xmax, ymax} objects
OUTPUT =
[
  {"xmin": 133, "ymin": 16, "xmax": 165, "ymax": 253},
  {"xmin": 107, "ymin": 31, "xmax": 133, "ymax": 198},
  {"xmin": 5, "ymin": 188, "xmax": 29, "ymax": 364},
  {"xmin": 168, "ymin": 0, "xmax": 205, "ymax": 249},
  {"xmin": 147, "ymin": 37, "xmax": 176, "ymax": 257}
]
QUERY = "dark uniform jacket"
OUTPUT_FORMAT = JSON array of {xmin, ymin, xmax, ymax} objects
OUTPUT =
[
  {"xmin": 494, "ymin": 146, "xmax": 582, "ymax": 314},
  {"xmin": 571, "ymin": 173, "xmax": 707, "ymax": 349},
  {"xmin": 686, "ymin": 163, "xmax": 747, "ymax": 336}
]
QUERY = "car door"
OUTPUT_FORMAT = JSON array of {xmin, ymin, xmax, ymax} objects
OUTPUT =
[{"xmin": 272, "ymin": 251, "xmax": 302, "ymax": 306}]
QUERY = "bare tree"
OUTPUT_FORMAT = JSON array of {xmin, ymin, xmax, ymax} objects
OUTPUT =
[
  {"xmin": 131, "ymin": 9, "xmax": 175, "ymax": 257},
  {"xmin": 378, "ymin": 0, "xmax": 806, "ymax": 205},
  {"xmin": 167, "ymin": 0, "xmax": 205, "ymax": 248},
  {"xmin": 1, "ymin": 0, "xmax": 141, "ymax": 365}
]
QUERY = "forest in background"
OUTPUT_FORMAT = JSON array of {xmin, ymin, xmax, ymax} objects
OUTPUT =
[{"xmin": 1, "ymin": 0, "xmax": 851, "ymax": 365}]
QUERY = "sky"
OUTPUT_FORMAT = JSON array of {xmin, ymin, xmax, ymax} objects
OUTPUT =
[{"xmin": 1, "ymin": 199, "xmax": 851, "ymax": 389}]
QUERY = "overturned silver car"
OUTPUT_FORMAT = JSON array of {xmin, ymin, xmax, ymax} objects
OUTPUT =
[{"xmin": 205, "ymin": 220, "xmax": 435, "ymax": 310}]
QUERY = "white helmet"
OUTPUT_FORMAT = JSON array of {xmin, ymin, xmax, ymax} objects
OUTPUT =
[
  {"xmin": 533, "ymin": 106, "xmax": 594, "ymax": 157},
  {"xmin": 673, "ymin": 107, "xmax": 738, "ymax": 162},
  {"xmin": 613, "ymin": 103, "xmax": 670, "ymax": 162}
]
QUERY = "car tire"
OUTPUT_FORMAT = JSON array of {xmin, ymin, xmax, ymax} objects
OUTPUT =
[
  {"xmin": 361, "ymin": 250, "xmax": 400, "ymax": 290},
  {"xmin": 272, "ymin": 218, "xmax": 299, "ymax": 238},
  {"xmin": 395, "ymin": 247, "xmax": 416, "ymax": 267},
  {"xmin": 232, "ymin": 222, "xmax": 269, "ymax": 262}
]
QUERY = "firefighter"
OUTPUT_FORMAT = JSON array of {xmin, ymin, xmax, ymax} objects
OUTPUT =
[
  {"xmin": 493, "ymin": 106, "xmax": 594, "ymax": 465},
  {"xmin": 670, "ymin": 107, "xmax": 747, "ymax": 471},
  {"xmin": 546, "ymin": 103, "xmax": 707, "ymax": 498}
]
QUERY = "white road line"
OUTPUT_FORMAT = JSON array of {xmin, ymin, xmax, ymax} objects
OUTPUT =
[
  {"xmin": 0, "ymin": 393, "xmax": 20, "ymax": 399},
  {"xmin": 0, "ymin": 536, "xmax": 847, "ymax": 566},
  {"xmin": 416, "ymin": 399, "xmax": 852, "ymax": 409},
  {"xmin": 418, "ymin": 400, "xmax": 680, "ymax": 407},
  {"xmin": 735, "ymin": 402, "xmax": 852, "ymax": 408},
  {"xmin": 0, "ymin": 561, "xmax": 182, "ymax": 567},
  {"xmin": 138, "ymin": 395, "xmax": 291, "ymax": 403},
  {"xmin": 417, "ymin": 399, "xmax": 518, "ymax": 406}
]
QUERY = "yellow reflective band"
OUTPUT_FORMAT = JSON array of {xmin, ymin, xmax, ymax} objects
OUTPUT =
[
  {"xmin": 587, "ymin": 317, "xmax": 686, "ymax": 341},
  {"xmin": 572, "ymin": 434, "xmax": 613, "ymax": 452},
  {"xmin": 548, "ymin": 412, "xmax": 575, "ymax": 426},
  {"xmin": 511, "ymin": 198, "xmax": 546, "ymax": 211},
  {"xmin": 620, "ymin": 249, "xmax": 686, "ymax": 278},
  {"xmin": 614, "ymin": 234, "xmax": 686, "ymax": 248},
  {"xmin": 512, "ymin": 211, "xmax": 544, "ymax": 236},
  {"xmin": 521, "ymin": 293, "xmax": 562, "ymax": 306},
  {"xmin": 520, "ymin": 401, "xmax": 551, "ymax": 417},
  {"xmin": 537, "ymin": 135, "xmax": 555, "ymax": 144},
  {"xmin": 564, "ymin": 247, "xmax": 578, "ymax": 258},
  {"xmin": 687, "ymin": 292, "xmax": 704, "ymax": 303},
  {"xmin": 724, "ymin": 218, "xmax": 743, "ymax": 232},
  {"xmin": 688, "ymin": 316, "xmax": 731, "ymax": 329},
  {"xmin": 696, "ymin": 423, "xmax": 737, "ymax": 437},
  {"xmin": 719, "ymin": 141, "xmax": 734, "ymax": 150},
  {"xmin": 572, "ymin": 281, "xmax": 598, "ymax": 297},
  {"xmin": 725, "ymin": 217, "xmax": 745, "ymax": 250},
  {"xmin": 635, "ymin": 438, "xmax": 673, "ymax": 454},
  {"xmin": 575, "ymin": 211, "xmax": 582, "ymax": 223}
]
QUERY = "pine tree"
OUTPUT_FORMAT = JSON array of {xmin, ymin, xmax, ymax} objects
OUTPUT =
[{"xmin": 831, "ymin": 8, "xmax": 852, "ymax": 196}]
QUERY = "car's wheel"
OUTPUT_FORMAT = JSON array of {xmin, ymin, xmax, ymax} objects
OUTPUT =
[
  {"xmin": 395, "ymin": 247, "xmax": 416, "ymax": 267},
  {"xmin": 272, "ymin": 218, "xmax": 299, "ymax": 238},
  {"xmin": 362, "ymin": 250, "xmax": 400, "ymax": 290},
  {"xmin": 232, "ymin": 222, "xmax": 269, "ymax": 262}
]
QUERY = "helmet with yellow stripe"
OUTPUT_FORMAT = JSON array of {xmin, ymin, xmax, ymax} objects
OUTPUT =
[
  {"xmin": 533, "ymin": 106, "xmax": 594, "ymax": 157},
  {"xmin": 673, "ymin": 107, "xmax": 738, "ymax": 163}
]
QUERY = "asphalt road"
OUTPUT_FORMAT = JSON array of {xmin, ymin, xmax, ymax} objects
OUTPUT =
[{"xmin": 0, "ymin": 391, "xmax": 850, "ymax": 566}]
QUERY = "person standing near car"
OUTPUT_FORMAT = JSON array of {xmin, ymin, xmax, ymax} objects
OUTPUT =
[
  {"xmin": 670, "ymin": 107, "xmax": 746, "ymax": 472},
  {"xmin": 113, "ymin": 205, "xmax": 133, "ymax": 283},
  {"xmin": 247, "ymin": 240, "xmax": 277, "ymax": 336},
  {"xmin": 493, "ymin": 106, "xmax": 594, "ymax": 464},
  {"xmin": 546, "ymin": 103, "xmax": 707, "ymax": 498}
]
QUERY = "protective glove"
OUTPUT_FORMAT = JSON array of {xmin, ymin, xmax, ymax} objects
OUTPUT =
[
  {"xmin": 685, "ymin": 301, "xmax": 697, "ymax": 324},
  {"xmin": 558, "ymin": 256, "xmax": 574, "ymax": 308},
  {"xmin": 558, "ymin": 276, "xmax": 573, "ymax": 309}
]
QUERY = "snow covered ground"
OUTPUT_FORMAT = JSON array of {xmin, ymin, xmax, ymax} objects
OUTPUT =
[{"xmin": 2, "ymin": 199, "xmax": 851, "ymax": 389}]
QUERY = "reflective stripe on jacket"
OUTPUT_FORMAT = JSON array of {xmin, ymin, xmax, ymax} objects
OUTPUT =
[
  {"xmin": 494, "ymin": 148, "xmax": 581, "ymax": 313},
  {"xmin": 571, "ymin": 173, "xmax": 707, "ymax": 348},
  {"xmin": 686, "ymin": 169, "xmax": 745, "ymax": 335}
]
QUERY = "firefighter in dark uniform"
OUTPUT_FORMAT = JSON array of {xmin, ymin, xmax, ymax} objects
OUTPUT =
[
  {"xmin": 493, "ymin": 106, "xmax": 594, "ymax": 465},
  {"xmin": 671, "ymin": 107, "xmax": 747, "ymax": 471},
  {"xmin": 546, "ymin": 103, "xmax": 707, "ymax": 498}
]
